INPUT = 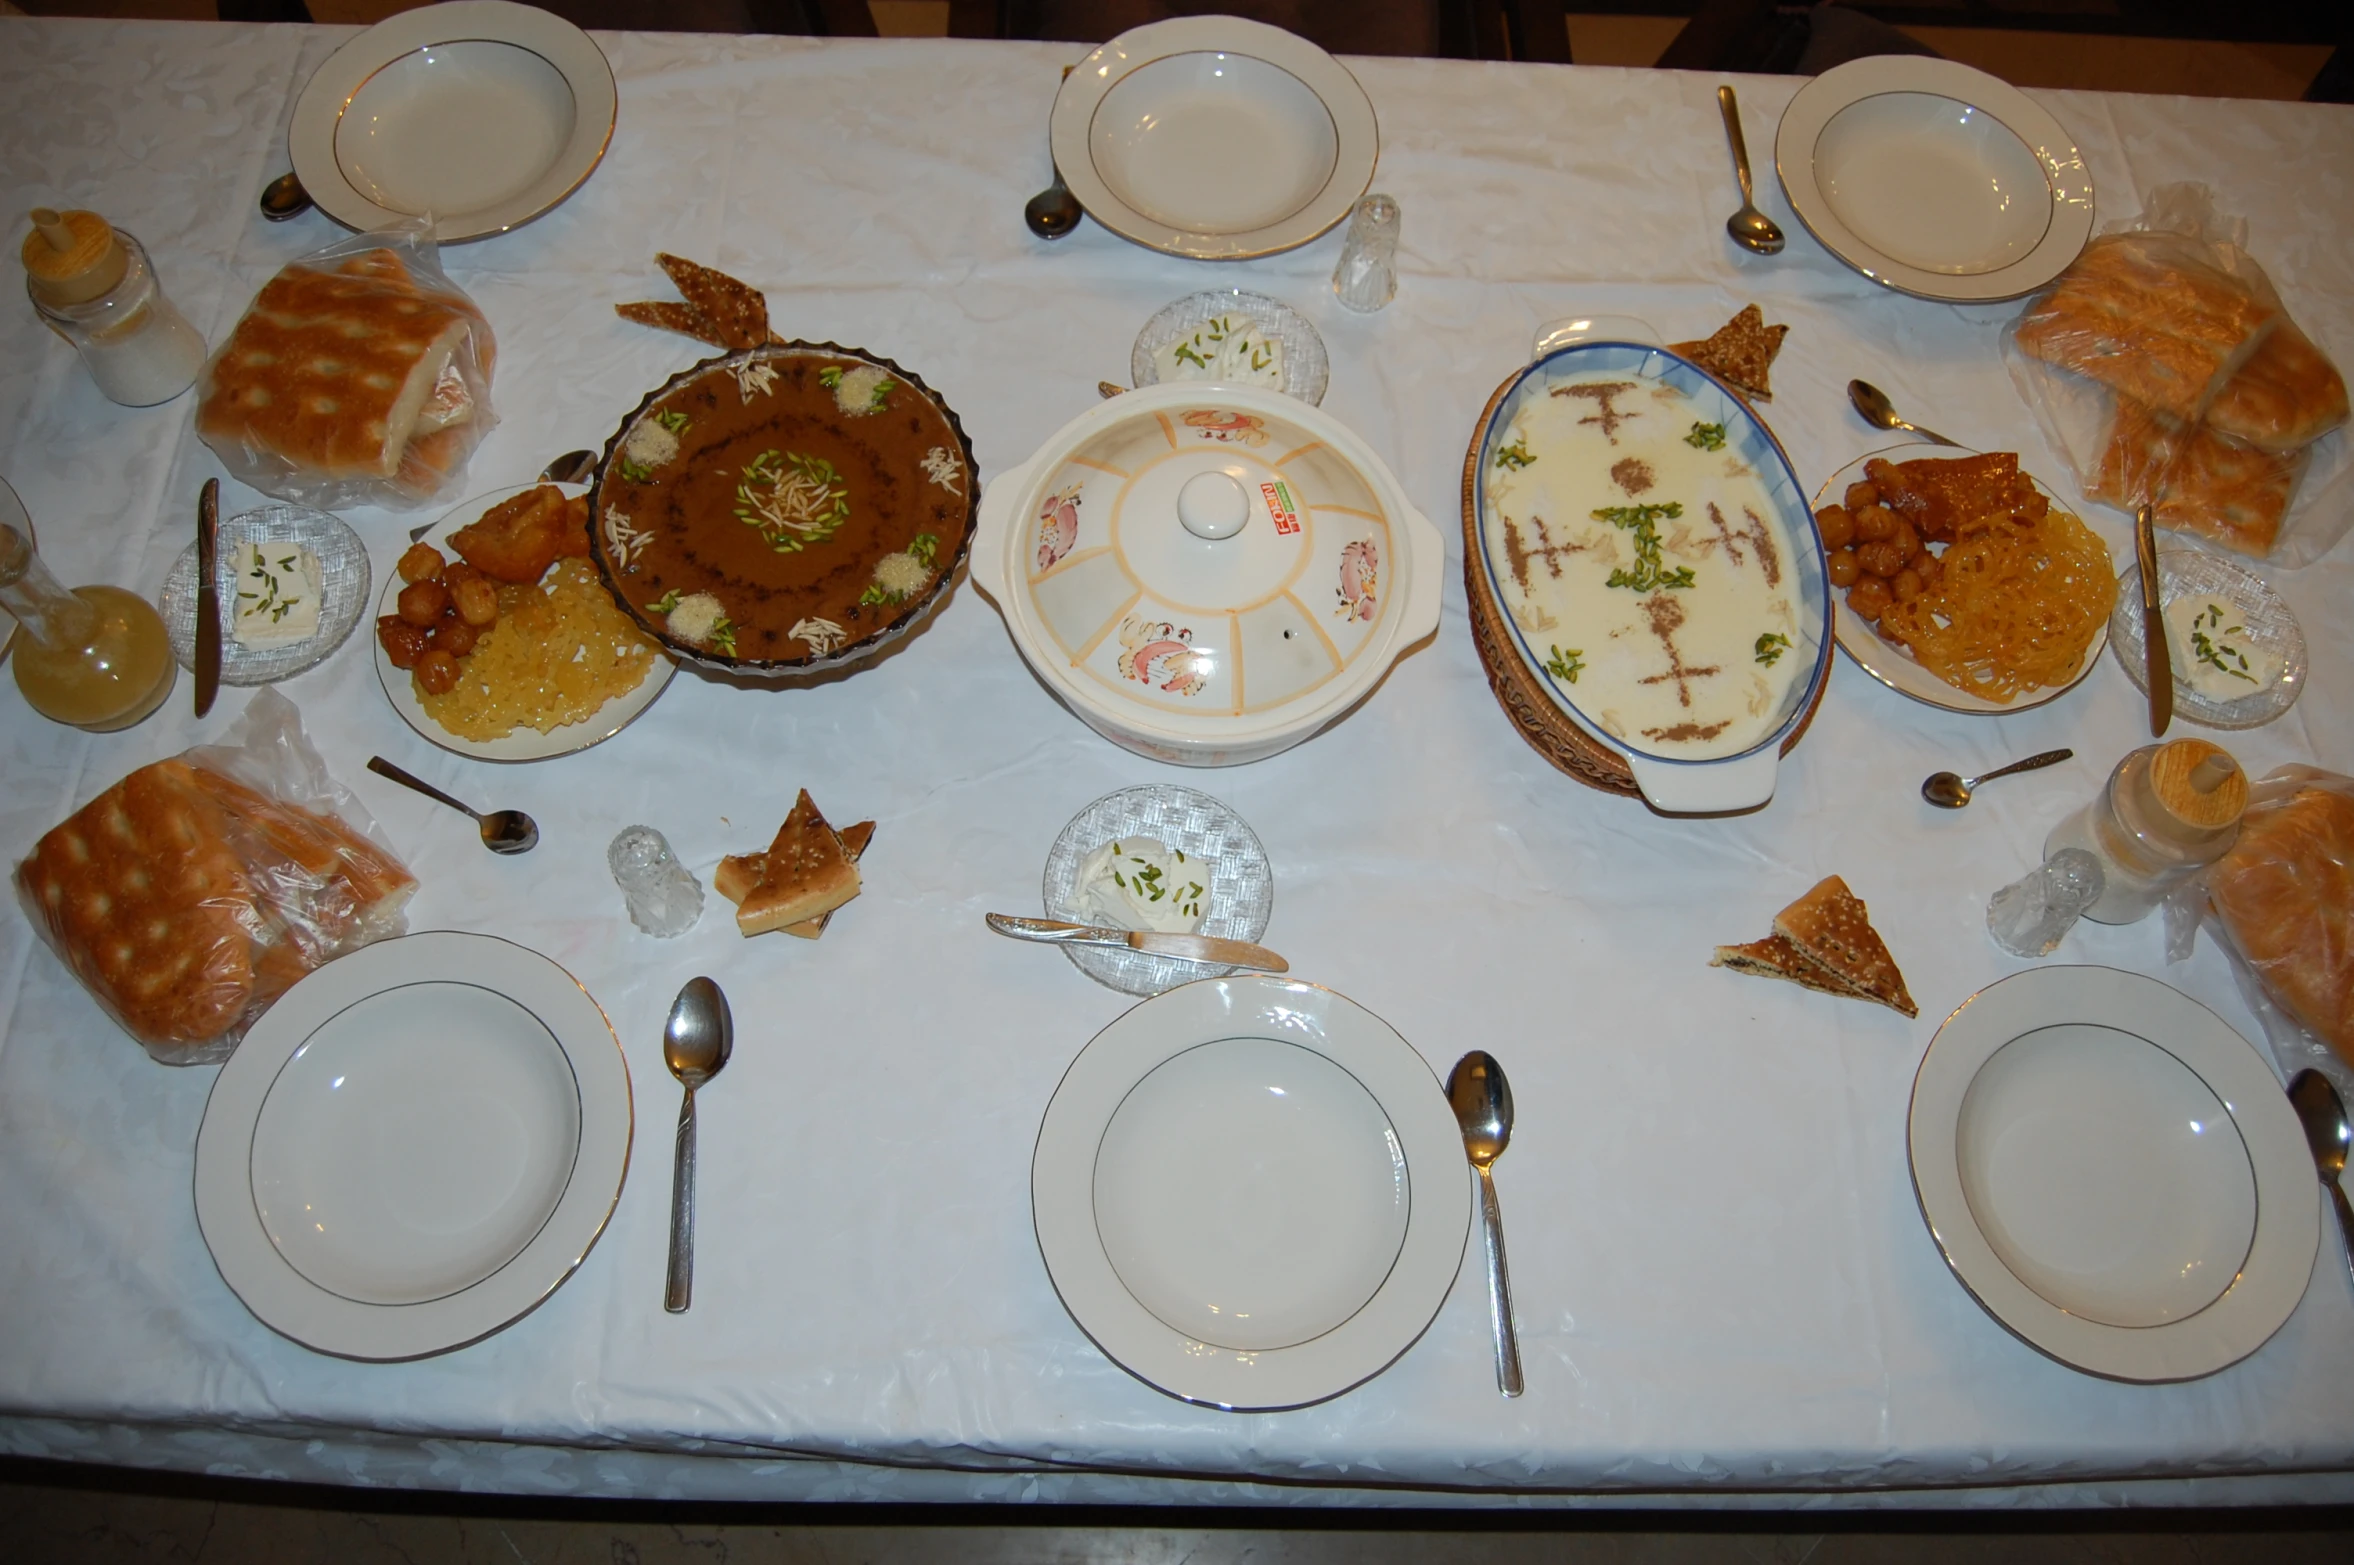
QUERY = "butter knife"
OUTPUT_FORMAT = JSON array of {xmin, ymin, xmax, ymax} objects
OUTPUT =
[
  {"xmin": 986, "ymin": 913, "xmax": 1288, "ymax": 973},
  {"xmin": 2136, "ymin": 501, "xmax": 2171, "ymax": 737},
  {"xmin": 194, "ymin": 477, "xmax": 221, "ymax": 718}
]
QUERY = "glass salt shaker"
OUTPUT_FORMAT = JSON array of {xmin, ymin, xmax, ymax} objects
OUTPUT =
[
  {"xmin": 20, "ymin": 208, "xmax": 207, "ymax": 407},
  {"xmin": 1987, "ymin": 848, "xmax": 2105, "ymax": 958},
  {"xmin": 609, "ymin": 826, "xmax": 704, "ymax": 938},
  {"xmin": 1331, "ymin": 194, "xmax": 1400, "ymax": 314}
]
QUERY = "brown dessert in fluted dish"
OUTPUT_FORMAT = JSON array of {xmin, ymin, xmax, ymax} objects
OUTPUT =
[{"xmin": 590, "ymin": 344, "xmax": 976, "ymax": 670}]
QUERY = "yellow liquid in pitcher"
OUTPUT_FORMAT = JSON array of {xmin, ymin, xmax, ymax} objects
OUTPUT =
[{"xmin": 12, "ymin": 585, "xmax": 176, "ymax": 730}]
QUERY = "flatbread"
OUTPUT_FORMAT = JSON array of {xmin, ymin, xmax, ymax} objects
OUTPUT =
[
  {"xmin": 717, "ymin": 819, "xmax": 874, "ymax": 941},
  {"xmin": 1670, "ymin": 304, "xmax": 1788, "ymax": 402},
  {"xmin": 734, "ymin": 790, "xmax": 860, "ymax": 936},
  {"xmin": 1771, "ymin": 875, "xmax": 1917, "ymax": 1017},
  {"xmin": 613, "ymin": 254, "xmax": 779, "ymax": 353}
]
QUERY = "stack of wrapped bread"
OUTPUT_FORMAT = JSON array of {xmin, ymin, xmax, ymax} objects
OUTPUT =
[
  {"xmin": 2206, "ymin": 782, "xmax": 2354, "ymax": 1069},
  {"xmin": 14, "ymin": 756, "xmax": 416, "ymax": 1063},
  {"xmin": 195, "ymin": 245, "xmax": 496, "ymax": 508},
  {"xmin": 2011, "ymin": 215, "xmax": 2346, "ymax": 558}
]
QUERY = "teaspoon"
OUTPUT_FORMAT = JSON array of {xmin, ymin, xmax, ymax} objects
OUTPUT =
[
  {"xmin": 2289, "ymin": 1069, "xmax": 2354, "ymax": 1292},
  {"xmin": 1447, "ymin": 1050, "xmax": 1523, "ymax": 1397},
  {"xmin": 663, "ymin": 977, "xmax": 734, "ymax": 1313},
  {"xmin": 258, "ymin": 171, "xmax": 311, "ymax": 222},
  {"xmin": 1716, "ymin": 86, "xmax": 1784, "ymax": 255},
  {"xmin": 1024, "ymin": 66, "xmax": 1083, "ymax": 239},
  {"xmin": 1921, "ymin": 748, "xmax": 2074, "ymax": 809},
  {"xmin": 365, "ymin": 756, "xmax": 539, "ymax": 854},
  {"xmin": 1849, "ymin": 380, "xmax": 1963, "ymax": 448}
]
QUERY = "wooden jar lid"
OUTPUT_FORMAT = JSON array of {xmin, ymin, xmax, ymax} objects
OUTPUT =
[
  {"xmin": 2150, "ymin": 738, "xmax": 2247, "ymax": 829},
  {"xmin": 21, "ymin": 208, "xmax": 127, "ymax": 307}
]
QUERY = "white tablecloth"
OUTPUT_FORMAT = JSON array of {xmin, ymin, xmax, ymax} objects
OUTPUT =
[{"xmin": 4, "ymin": 19, "xmax": 2354, "ymax": 1508}]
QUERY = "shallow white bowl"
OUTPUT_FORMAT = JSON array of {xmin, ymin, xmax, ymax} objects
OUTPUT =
[
  {"xmin": 290, "ymin": 0, "xmax": 616, "ymax": 243},
  {"xmin": 1909, "ymin": 966, "xmax": 2315, "ymax": 1382},
  {"xmin": 1775, "ymin": 56, "xmax": 2093, "ymax": 302},
  {"xmin": 1051, "ymin": 15, "xmax": 1377, "ymax": 260},
  {"xmin": 1032, "ymin": 974, "xmax": 1468, "ymax": 1410}
]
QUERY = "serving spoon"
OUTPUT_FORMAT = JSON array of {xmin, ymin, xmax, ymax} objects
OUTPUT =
[
  {"xmin": 1024, "ymin": 65, "xmax": 1083, "ymax": 239},
  {"xmin": 663, "ymin": 976, "xmax": 734, "ymax": 1313},
  {"xmin": 2289, "ymin": 1069, "xmax": 2354, "ymax": 1292},
  {"xmin": 1716, "ymin": 86, "xmax": 1784, "ymax": 255},
  {"xmin": 365, "ymin": 756, "xmax": 538, "ymax": 854},
  {"xmin": 1848, "ymin": 380, "xmax": 1963, "ymax": 448},
  {"xmin": 1447, "ymin": 1050, "xmax": 1523, "ymax": 1397},
  {"xmin": 1921, "ymin": 748, "xmax": 2074, "ymax": 809}
]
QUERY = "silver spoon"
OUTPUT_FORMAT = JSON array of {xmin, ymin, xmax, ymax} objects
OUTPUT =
[
  {"xmin": 1447, "ymin": 1050, "xmax": 1523, "ymax": 1398},
  {"xmin": 1849, "ymin": 380, "xmax": 1963, "ymax": 448},
  {"xmin": 1922, "ymin": 748, "xmax": 2074, "ymax": 809},
  {"xmin": 2289, "ymin": 1069, "xmax": 2354, "ymax": 1292},
  {"xmin": 258, "ymin": 171, "xmax": 311, "ymax": 222},
  {"xmin": 663, "ymin": 976, "xmax": 734, "ymax": 1313},
  {"xmin": 365, "ymin": 756, "xmax": 539, "ymax": 854},
  {"xmin": 1716, "ymin": 85, "xmax": 1784, "ymax": 255},
  {"xmin": 1024, "ymin": 66, "xmax": 1083, "ymax": 239}
]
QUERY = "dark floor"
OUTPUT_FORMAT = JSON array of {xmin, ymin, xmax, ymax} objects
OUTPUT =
[{"xmin": 7, "ymin": 1459, "xmax": 2354, "ymax": 1563}]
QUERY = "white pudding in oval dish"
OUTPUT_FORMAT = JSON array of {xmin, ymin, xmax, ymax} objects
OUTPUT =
[{"xmin": 1484, "ymin": 373, "xmax": 1805, "ymax": 760}]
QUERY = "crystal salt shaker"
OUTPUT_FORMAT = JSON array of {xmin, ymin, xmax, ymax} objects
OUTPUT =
[
  {"xmin": 609, "ymin": 826, "xmax": 704, "ymax": 937},
  {"xmin": 1986, "ymin": 848, "xmax": 2105, "ymax": 959},
  {"xmin": 1331, "ymin": 194, "xmax": 1400, "ymax": 313}
]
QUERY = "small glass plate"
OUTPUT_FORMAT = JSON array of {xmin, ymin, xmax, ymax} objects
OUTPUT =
[
  {"xmin": 1131, "ymin": 289, "xmax": 1329, "ymax": 406},
  {"xmin": 1043, "ymin": 785, "xmax": 1274, "ymax": 997},
  {"xmin": 161, "ymin": 505, "xmax": 370, "ymax": 686},
  {"xmin": 2107, "ymin": 546, "xmax": 2305, "ymax": 731}
]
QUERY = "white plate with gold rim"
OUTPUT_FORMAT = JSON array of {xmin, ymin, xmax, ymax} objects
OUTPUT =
[
  {"xmin": 194, "ymin": 932, "xmax": 633, "ymax": 1361},
  {"xmin": 374, "ymin": 482, "xmax": 673, "ymax": 764},
  {"xmin": 1909, "ymin": 967, "xmax": 2315, "ymax": 1383},
  {"xmin": 289, "ymin": 0, "xmax": 616, "ymax": 243},
  {"xmin": 1050, "ymin": 15, "xmax": 1378, "ymax": 261},
  {"xmin": 1775, "ymin": 56, "xmax": 2093, "ymax": 303},
  {"xmin": 1033, "ymin": 974, "xmax": 1468, "ymax": 1410}
]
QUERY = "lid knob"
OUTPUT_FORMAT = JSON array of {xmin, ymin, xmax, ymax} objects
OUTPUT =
[
  {"xmin": 1177, "ymin": 470, "xmax": 1249, "ymax": 541},
  {"xmin": 20, "ymin": 207, "xmax": 128, "ymax": 307},
  {"xmin": 2149, "ymin": 738, "xmax": 2247, "ymax": 831}
]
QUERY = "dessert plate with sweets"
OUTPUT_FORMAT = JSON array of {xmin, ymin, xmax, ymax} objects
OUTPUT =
[
  {"xmin": 1816, "ymin": 446, "xmax": 2113, "ymax": 716},
  {"xmin": 375, "ymin": 481, "xmax": 674, "ymax": 763}
]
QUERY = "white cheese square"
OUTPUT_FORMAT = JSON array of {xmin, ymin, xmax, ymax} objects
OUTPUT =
[{"xmin": 230, "ymin": 539, "xmax": 322, "ymax": 646}]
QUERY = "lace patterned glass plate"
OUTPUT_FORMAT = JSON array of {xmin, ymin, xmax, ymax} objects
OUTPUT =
[
  {"xmin": 2106, "ymin": 546, "xmax": 2305, "ymax": 731},
  {"xmin": 1131, "ymin": 290, "xmax": 1329, "ymax": 406},
  {"xmin": 1043, "ymin": 786, "xmax": 1274, "ymax": 997},
  {"xmin": 161, "ymin": 505, "xmax": 371, "ymax": 685}
]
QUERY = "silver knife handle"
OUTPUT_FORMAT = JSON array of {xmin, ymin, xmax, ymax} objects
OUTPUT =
[
  {"xmin": 986, "ymin": 913, "xmax": 1116, "ymax": 947},
  {"xmin": 664, "ymin": 1086, "xmax": 697, "ymax": 1313},
  {"xmin": 1477, "ymin": 1164, "xmax": 1524, "ymax": 1397}
]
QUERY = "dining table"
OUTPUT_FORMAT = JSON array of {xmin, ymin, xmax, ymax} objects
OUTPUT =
[{"xmin": 4, "ymin": 14, "xmax": 2354, "ymax": 1512}]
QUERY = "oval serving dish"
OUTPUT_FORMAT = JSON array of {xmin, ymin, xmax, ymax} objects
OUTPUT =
[
  {"xmin": 587, "ymin": 342, "xmax": 978, "ymax": 676},
  {"xmin": 972, "ymin": 383, "xmax": 1443, "ymax": 767},
  {"xmin": 1465, "ymin": 340, "xmax": 1831, "ymax": 814}
]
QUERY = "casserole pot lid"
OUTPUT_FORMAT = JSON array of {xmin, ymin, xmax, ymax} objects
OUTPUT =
[{"xmin": 1005, "ymin": 388, "xmax": 1409, "ymax": 736}]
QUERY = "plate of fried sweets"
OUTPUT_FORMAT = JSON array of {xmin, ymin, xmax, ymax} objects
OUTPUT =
[
  {"xmin": 375, "ymin": 482, "xmax": 674, "ymax": 762},
  {"xmin": 1815, "ymin": 446, "xmax": 2115, "ymax": 714}
]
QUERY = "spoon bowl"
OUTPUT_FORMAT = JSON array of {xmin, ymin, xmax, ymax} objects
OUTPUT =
[
  {"xmin": 1921, "ymin": 748, "xmax": 2074, "ymax": 809},
  {"xmin": 258, "ymin": 170, "xmax": 312, "ymax": 221},
  {"xmin": 1025, "ymin": 171, "xmax": 1082, "ymax": 239},
  {"xmin": 1446, "ymin": 1050, "xmax": 1523, "ymax": 1397},
  {"xmin": 1849, "ymin": 379, "xmax": 1962, "ymax": 448},
  {"xmin": 663, "ymin": 977, "xmax": 733, "ymax": 1313}
]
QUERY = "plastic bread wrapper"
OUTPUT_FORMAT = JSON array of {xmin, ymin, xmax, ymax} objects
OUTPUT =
[
  {"xmin": 2166, "ymin": 765, "xmax": 2354, "ymax": 1102},
  {"xmin": 13, "ymin": 690, "xmax": 418, "ymax": 1065},
  {"xmin": 2003, "ymin": 183, "xmax": 2349, "ymax": 568},
  {"xmin": 193, "ymin": 221, "xmax": 498, "ymax": 512}
]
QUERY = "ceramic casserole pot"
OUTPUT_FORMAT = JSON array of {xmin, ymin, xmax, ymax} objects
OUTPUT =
[{"xmin": 973, "ymin": 384, "xmax": 1442, "ymax": 766}]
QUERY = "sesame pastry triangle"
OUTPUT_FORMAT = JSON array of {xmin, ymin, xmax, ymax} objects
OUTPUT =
[
  {"xmin": 656, "ymin": 252, "xmax": 773, "ymax": 351},
  {"xmin": 1669, "ymin": 303, "xmax": 1789, "ymax": 402},
  {"xmin": 1709, "ymin": 934, "xmax": 1871, "ymax": 1002},
  {"xmin": 734, "ymin": 790, "xmax": 861, "ymax": 937},
  {"xmin": 1770, "ymin": 875, "xmax": 1917, "ymax": 1017}
]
